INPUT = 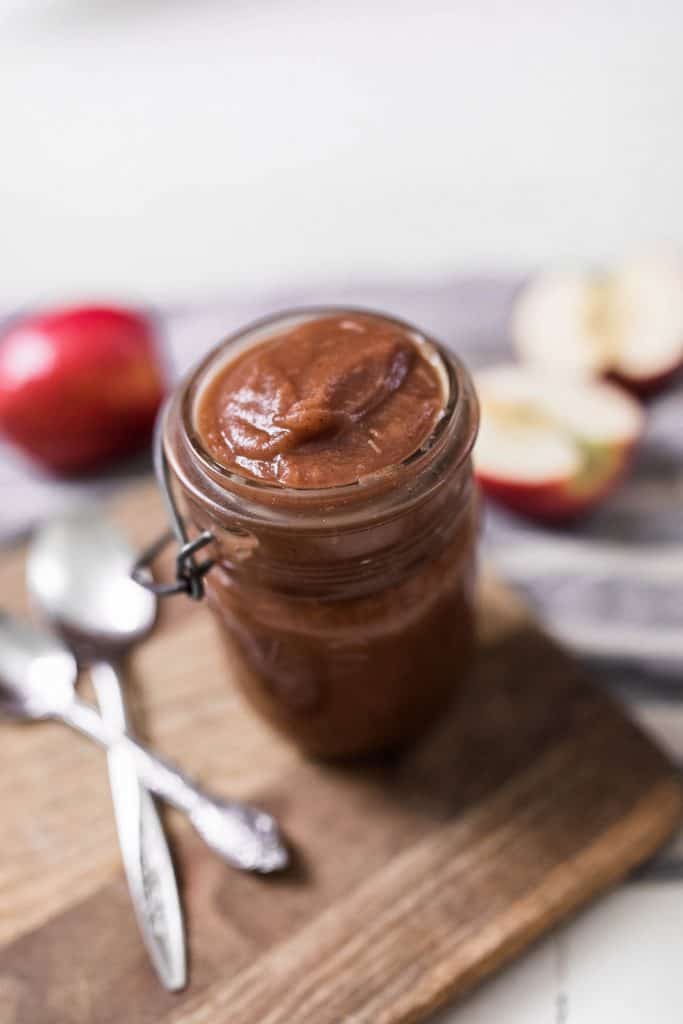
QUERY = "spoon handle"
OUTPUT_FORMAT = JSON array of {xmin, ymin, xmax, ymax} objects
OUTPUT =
[
  {"xmin": 90, "ymin": 660, "xmax": 186, "ymax": 992},
  {"xmin": 58, "ymin": 698, "xmax": 288, "ymax": 873}
]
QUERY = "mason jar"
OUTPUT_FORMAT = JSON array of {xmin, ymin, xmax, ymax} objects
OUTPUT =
[{"xmin": 161, "ymin": 308, "xmax": 479, "ymax": 759}]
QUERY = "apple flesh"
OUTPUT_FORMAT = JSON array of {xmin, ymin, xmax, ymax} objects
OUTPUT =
[
  {"xmin": 473, "ymin": 365, "xmax": 644, "ymax": 522},
  {"xmin": 0, "ymin": 305, "xmax": 166, "ymax": 475},
  {"xmin": 513, "ymin": 253, "xmax": 683, "ymax": 396}
]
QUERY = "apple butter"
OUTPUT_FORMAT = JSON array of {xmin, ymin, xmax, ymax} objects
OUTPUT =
[
  {"xmin": 195, "ymin": 313, "xmax": 445, "ymax": 488},
  {"xmin": 163, "ymin": 308, "xmax": 480, "ymax": 758}
]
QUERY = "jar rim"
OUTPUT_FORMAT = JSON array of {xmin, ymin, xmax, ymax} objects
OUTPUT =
[{"xmin": 175, "ymin": 306, "xmax": 478, "ymax": 509}]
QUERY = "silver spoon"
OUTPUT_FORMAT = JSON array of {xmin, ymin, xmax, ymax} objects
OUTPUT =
[
  {"xmin": 0, "ymin": 612, "xmax": 289, "ymax": 877},
  {"xmin": 28, "ymin": 509, "xmax": 185, "ymax": 992}
]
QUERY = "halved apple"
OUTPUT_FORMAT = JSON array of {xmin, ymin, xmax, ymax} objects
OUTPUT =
[
  {"xmin": 513, "ymin": 253, "xmax": 683, "ymax": 395},
  {"xmin": 473, "ymin": 365, "xmax": 644, "ymax": 522}
]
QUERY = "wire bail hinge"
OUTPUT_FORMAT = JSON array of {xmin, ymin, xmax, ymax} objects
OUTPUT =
[{"xmin": 131, "ymin": 401, "xmax": 216, "ymax": 601}]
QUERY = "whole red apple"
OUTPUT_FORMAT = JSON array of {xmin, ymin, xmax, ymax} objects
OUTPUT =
[{"xmin": 0, "ymin": 305, "xmax": 166, "ymax": 475}]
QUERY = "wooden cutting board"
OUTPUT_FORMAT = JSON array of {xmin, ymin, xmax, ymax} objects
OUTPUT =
[{"xmin": 1, "ymin": 482, "xmax": 681, "ymax": 1024}]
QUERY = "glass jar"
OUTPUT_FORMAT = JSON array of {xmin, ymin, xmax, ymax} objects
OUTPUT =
[{"xmin": 162, "ymin": 308, "xmax": 480, "ymax": 759}]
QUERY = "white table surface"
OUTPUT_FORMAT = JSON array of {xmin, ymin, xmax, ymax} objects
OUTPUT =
[{"xmin": 2, "ymin": 4, "xmax": 683, "ymax": 1020}]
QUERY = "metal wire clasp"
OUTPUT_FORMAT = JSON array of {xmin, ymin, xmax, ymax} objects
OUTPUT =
[{"xmin": 132, "ymin": 403, "xmax": 216, "ymax": 601}]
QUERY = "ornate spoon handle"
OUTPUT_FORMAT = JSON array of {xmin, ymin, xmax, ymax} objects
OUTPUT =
[
  {"xmin": 59, "ymin": 696, "xmax": 288, "ymax": 874},
  {"xmin": 90, "ymin": 659, "xmax": 187, "ymax": 991}
]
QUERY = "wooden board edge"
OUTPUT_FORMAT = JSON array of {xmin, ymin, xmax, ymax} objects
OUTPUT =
[{"xmin": 400, "ymin": 775, "xmax": 683, "ymax": 1024}]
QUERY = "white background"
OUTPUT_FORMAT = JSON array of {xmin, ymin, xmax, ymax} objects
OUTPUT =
[{"xmin": 1, "ymin": 0, "xmax": 683, "ymax": 306}]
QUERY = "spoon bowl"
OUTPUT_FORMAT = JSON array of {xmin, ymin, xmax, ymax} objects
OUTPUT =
[
  {"xmin": 0, "ymin": 613, "xmax": 77, "ymax": 719},
  {"xmin": 27, "ymin": 505, "xmax": 156, "ymax": 658}
]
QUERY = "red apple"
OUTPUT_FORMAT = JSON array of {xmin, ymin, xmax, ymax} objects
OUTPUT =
[
  {"xmin": 473, "ymin": 365, "xmax": 644, "ymax": 522},
  {"xmin": 513, "ymin": 253, "xmax": 683, "ymax": 396},
  {"xmin": 0, "ymin": 305, "xmax": 166, "ymax": 475}
]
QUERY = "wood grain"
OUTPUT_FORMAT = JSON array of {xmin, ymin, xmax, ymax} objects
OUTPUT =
[{"xmin": 0, "ymin": 482, "xmax": 680, "ymax": 1024}]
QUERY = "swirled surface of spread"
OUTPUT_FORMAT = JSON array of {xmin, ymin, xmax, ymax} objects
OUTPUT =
[{"xmin": 196, "ymin": 313, "xmax": 445, "ymax": 488}]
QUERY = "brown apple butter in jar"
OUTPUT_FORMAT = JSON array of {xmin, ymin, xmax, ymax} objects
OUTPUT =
[{"xmin": 163, "ymin": 309, "xmax": 479, "ymax": 758}]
